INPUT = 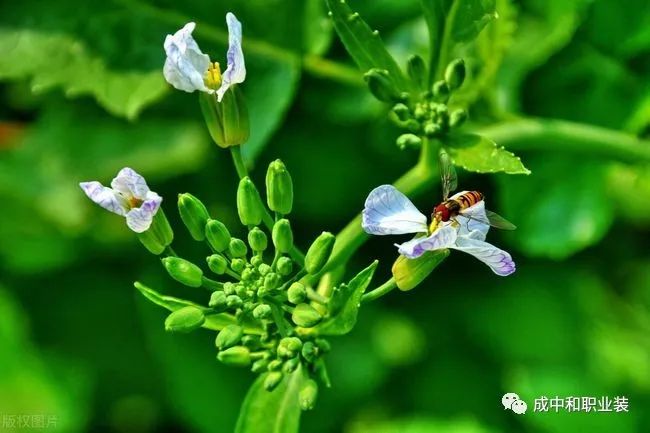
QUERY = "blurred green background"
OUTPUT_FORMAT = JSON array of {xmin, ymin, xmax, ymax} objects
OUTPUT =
[{"xmin": 1, "ymin": 0, "xmax": 649, "ymax": 432}]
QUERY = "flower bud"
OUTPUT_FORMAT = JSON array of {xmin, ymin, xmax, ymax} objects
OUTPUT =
[
  {"xmin": 392, "ymin": 249, "xmax": 449, "ymax": 291},
  {"xmin": 264, "ymin": 273, "xmax": 280, "ymax": 291},
  {"xmin": 281, "ymin": 337, "xmax": 303, "ymax": 353},
  {"xmin": 230, "ymin": 258, "xmax": 246, "ymax": 273},
  {"xmin": 283, "ymin": 358, "xmax": 300, "ymax": 374},
  {"xmin": 253, "ymin": 304, "xmax": 272, "ymax": 320},
  {"xmin": 266, "ymin": 159, "xmax": 293, "ymax": 215},
  {"xmin": 301, "ymin": 342, "xmax": 317, "ymax": 363},
  {"xmin": 287, "ymin": 282, "xmax": 306, "ymax": 304},
  {"xmin": 407, "ymin": 54, "xmax": 427, "ymax": 89},
  {"xmin": 299, "ymin": 379, "xmax": 319, "ymax": 410},
  {"xmin": 250, "ymin": 255, "xmax": 264, "ymax": 267},
  {"xmin": 276, "ymin": 257, "xmax": 293, "ymax": 276},
  {"xmin": 199, "ymin": 87, "xmax": 249, "ymax": 148},
  {"xmin": 315, "ymin": 338, "xmax": 331, "ymax": 353},
  {"xmin": 237, "ymin": 177, "xmax": 264, "ymax": 226},
  {"xmin": 423, "ymin": 122, "xmax": 442, "ymax": 137},
  {"xmin": 304, "ymin": 232, "xmax": 335, "ymax": 275},
  {"xmin": 209, "ymin": 291, "xmax": 228, "ymax": 311},
  {"xmin": 267, "ymin": 359, "xmax": 283, "ymax": 371},
  {"xmin": 432, "ymin": 80, "xmax": 449, "ymax": 102},
  {"xmin": 217, "ymin": 346, "xmax": 251, "ymax": 366},
  {"xmin": 137, "ymin": 209, "xmax": 174, "ymax": 255},
  {"xmin": 247, "ymin": 227, "xmax": 268, "ymax": 252},
  {"xmin": 364, "ymin": 68, "xmax": 400, "ymax": 102},
  {"xmin": 164, "ymin": 306, "xmax": 205, "ymax": 333},
  {"xmin": 449, "ymin": 108, "xmax": 468, "ymax": 128},
  {"xmin": 292, "ymin": 303, "xmax": 322, "ymax": 328},
  {"xmin": 396, "ymin": 133, "xmax": 422, "ymax": 150},
  {"xmin": 258, "ymin": 263, "xmax": 272, "ymax": 276},
  {"xmin": 205, "ymin": 219, "xmax": 231, "ymax": 252},
  {"xmin": 228, "ymin": 238, "xmax": 248, "ymax": 258},
  {"xmin": 251, "ymin": 359, "xmax": 269, "ymax": 373},
  {"xmin": 444, "ymin": 58, "xmax": 466, "ymax": 90},
  {"xmin": 226, "ymin": 294, "xmax": 243, "ymax": 309},
  {"xmin": 162, "ymin": 257, "xmax": 203, "ymax": 287},
  {"xmin": 314, "ymin": 359, "xmax": 331, "ymax": 388},
  {"xmin": 272, "ymin": 219, "xmax": 293, "ymax": 253},
  {"xmin": 264, "ymin": 371, "xmax": 284, "ymax": 391},
  {"xmin": 215, "ymin": 324, "xmax": 244, "ymax": 350},
  {"xmin": 223, "ymin": 282, "xmax": 235, "ymax": 295},
  {"xmin": 178, "ymin": 193, "xmax": 210, "ymax": 241},
  {"xmin": 392, "ymin": 103, "xmax": 410, "ymax": 121},
  {"xmin": 207, "ymin": 254, "xmax": 228, "ymax": 275}
]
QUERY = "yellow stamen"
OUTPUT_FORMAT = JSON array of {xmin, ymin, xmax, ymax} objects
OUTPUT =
[
  {"xmin": 204, "ymin": 62, "xmax": 222, "ymax": 90},
  {"xmin": 128, "ymin": 197, "xmax": 143, "ymax": 209},
  {"xmin": 428, "ymin": 213, "xmax": 441, "ymax": 234}
]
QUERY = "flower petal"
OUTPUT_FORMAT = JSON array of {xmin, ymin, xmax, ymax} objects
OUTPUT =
[
  {"xmin": 396, "ymin": 225, "xmax": 457, "ymax": 259},
  {"xmin": 456, "ymin": 200, "xmax": 490, "ymax": 240},
  {"xmin": 111, "ymin": 167, "xmax": 150, "ymax": 200},
  {"xmin": 125, "ymin": 195, "xmax": 162, "ymax": 233},
  {"xmin": 362, "ymin": 185, "xmax": 428, "ymax": 235},
  {"xmin": 79, "ymin": 181, "xmax": 128, "ymax": 216},
  {"xmin": 163, "ymin": 22, "xmax": 211, "ymax": 93},
  {"xmin": 451, "ymin": 236, "xmax": 516, "ymax": 276},
  {"xmin": 216, "ymin": 13, "xmax": 246, "ymax": 101}
]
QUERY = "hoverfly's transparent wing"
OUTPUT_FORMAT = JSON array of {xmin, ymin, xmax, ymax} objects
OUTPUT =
[
  {"xmin": 458, "ymin": 204, "xmax": 517, "ymax": 231},
  {"xmin": 439, "ymin": 149, "xmax": 457, "ymax": 201},
  {"xmin": 485, "ymin": 210, "xmax": 517, "ymax": 230}
]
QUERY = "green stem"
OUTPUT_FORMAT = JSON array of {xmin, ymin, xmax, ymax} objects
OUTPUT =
[
  {"xmin": 113, "ymin": 0, "xmax": 362, "ymax": 87},
  {"xmin": 479, "ymin": 118, "xmax": 650, "ymax": 164},
  {"xmin": 201, "ymin": 276, "xmax": 223, "ymax": 291},
  {"xmin": 267, "ymin": 300, "xmax": 291, "ymax": 338},
  {"xmin": 361, "ymin": 277, "xmax": 397, "ymax": 303},
  {"xmin": 164, "ymin": 246, "xmax": 177, "ymax": 257},
  {"xmin": 230, "ymin": 145, "xmax": 248, "ymax": 179},
  {"xmin": 310, "ymin": 138, "xmax": 439, "ymax": 286}
]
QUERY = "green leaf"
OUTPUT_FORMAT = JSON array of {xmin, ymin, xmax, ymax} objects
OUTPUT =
[
  {"xmin": 235, "ymin": 365, "xmax": 306, "ymax": 433},
  {"xmin": 0, "ymin": 28, "xmax": 167, "ymax": 119},
  {"xmin": 134, "ymin": 282, "xmax": 262, "ymax": 334},
  {"xmin": 445, "ymin": 133, "xmax": 530, "ymax": 174},
  {"xmin": 498, "ymin": 156, "xmax": 614, "ymax": 259},
  {"xmin": 325, "ymin": 0, "xmax": 408, "ymax": 90},
  {"xmin": 420, "ymin": 0, "xmax": 497, "ymax": 80},
  {"xmin": 452, "ymin": 0, "xmax": 517, "ymax": 105},
  {"xmin": 392, "ymin": 250, "xmax": 449, "ymax": 291},
  {"xmin": 304, "ymin": 0, "xmax": 334, "ymax": 55},
  {"xmin": 313, "ymin": 261, "xmax": 378, "ymax": 336},
  {"xmin": 445, "ymin": 0, "xmax": 497, "ymax": 43}
]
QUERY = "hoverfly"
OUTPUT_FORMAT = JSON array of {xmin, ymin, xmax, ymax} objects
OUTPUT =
[{"xmin": 430, "ymin": 149, "xmax": 516, "ymax": 232}]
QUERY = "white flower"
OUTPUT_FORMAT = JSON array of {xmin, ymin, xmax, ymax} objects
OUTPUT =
[
  {"xmin": 362, "ymin": 185, "xmax": 515, "ymax": 276},
  {"xmin": 80, "ymin": 168, "xmax": 162, "ymax": 233},
  {"xmin": 163, "ymin": 13, "xmax": 246, "ymax": 101}
]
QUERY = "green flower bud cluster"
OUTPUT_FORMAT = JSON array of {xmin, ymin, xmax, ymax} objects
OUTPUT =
[
  {"xmin": 152, "ymin": 159, "xmax": 335, "ymax": 407},
  {"xmin": 391, "ymin": 58, "xmax": 469, "ymax": 149}
]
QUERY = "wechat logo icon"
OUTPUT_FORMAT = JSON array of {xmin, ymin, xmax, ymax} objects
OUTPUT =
[{"xmin": 502, "ymin": 392, "xmax": 527, "ymax": 415}]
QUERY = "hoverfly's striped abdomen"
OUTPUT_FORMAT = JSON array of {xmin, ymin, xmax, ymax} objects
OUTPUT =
[
  {"xmin": 454, "ymin": 191, "xmax": 483, "ymax": 210},
  {"xmin": 435, "ymin": 191, "xmax": 484, "ymax": 222}
]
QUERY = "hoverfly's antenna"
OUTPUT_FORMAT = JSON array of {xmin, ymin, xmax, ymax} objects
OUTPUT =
[{"xmin": 438, "ymin": 148, "xmax": 457, "ymax": 201}]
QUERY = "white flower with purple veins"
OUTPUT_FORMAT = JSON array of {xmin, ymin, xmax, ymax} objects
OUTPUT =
[
  {"xmin": 163, "ymin": 13, "xmax": 246, "ymax": 101},
  {"xmin": 362, "ymin": 185, "xmax": 515, "ymax": 276},
  {"xmin": 80, "ymin": 168, "xmax": 162, "ymax": 233}
]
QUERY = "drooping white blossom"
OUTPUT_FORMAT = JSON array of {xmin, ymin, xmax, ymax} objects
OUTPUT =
[{"xmin": 80, "ymin": 168, "xmax": 162, "ymax": 233}]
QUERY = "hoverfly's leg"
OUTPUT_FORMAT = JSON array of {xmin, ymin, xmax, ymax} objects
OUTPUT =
[{"xmin": 449, "ymin": 217, "xmax": 461, "ymax": 229}]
